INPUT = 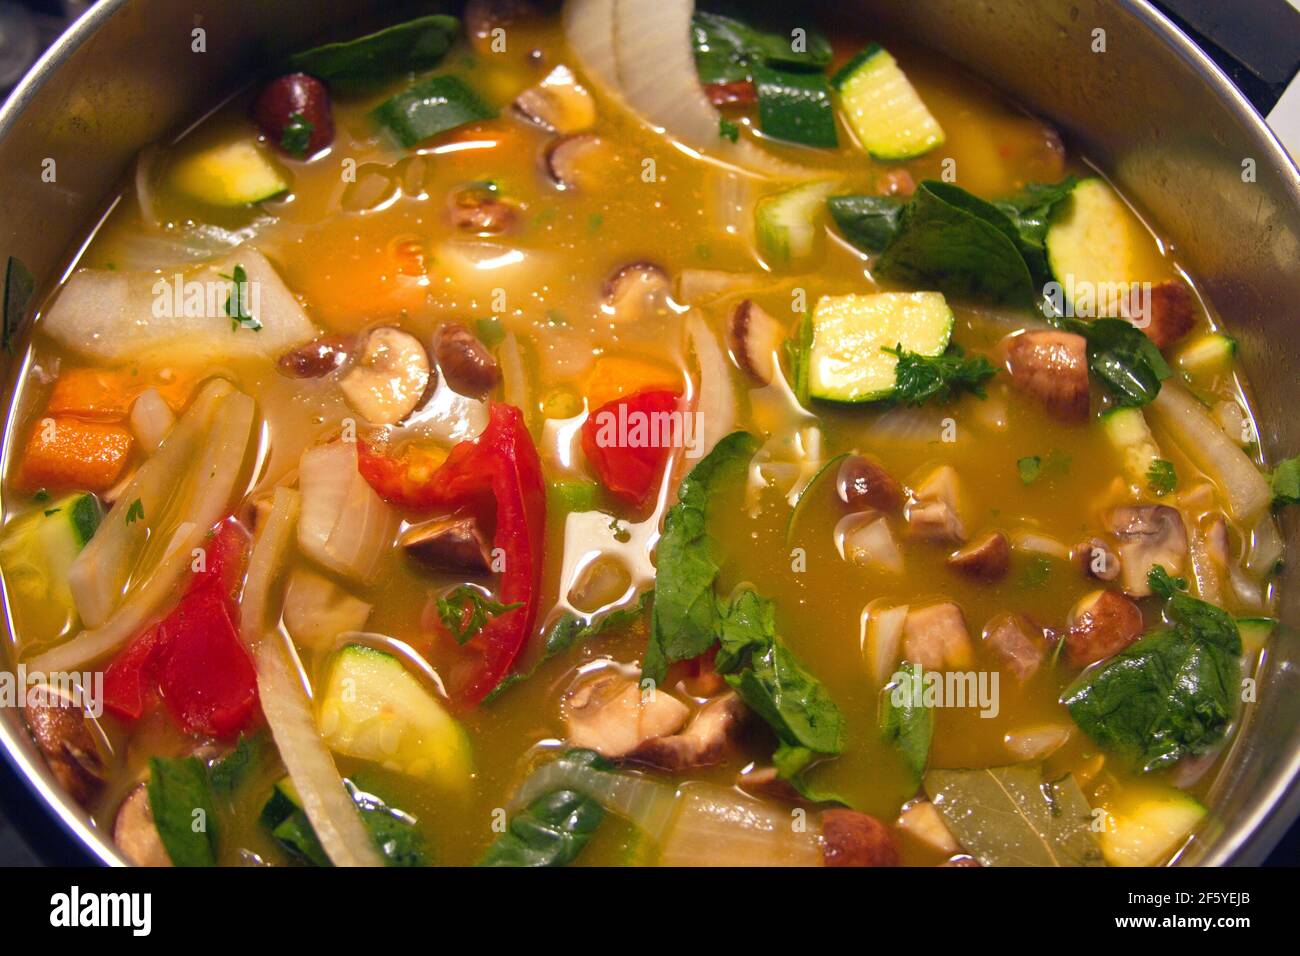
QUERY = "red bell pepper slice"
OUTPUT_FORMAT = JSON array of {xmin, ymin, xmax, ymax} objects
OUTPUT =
[
  {"xmin": 101, "ymin": 518, "xmax": 259, "ymax": 737},
  {"xmin": 358, "ymin": 403, "xmax": 546, "ymax": 705},
  {"xmin": 581, "ymin": 389, "xmax": 683, "ymax": 508}
]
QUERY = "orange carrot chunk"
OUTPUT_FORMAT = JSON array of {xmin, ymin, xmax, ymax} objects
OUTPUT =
[{"xmin": 17, "ymin": 416, "xmax": 133, "ymax": 492}]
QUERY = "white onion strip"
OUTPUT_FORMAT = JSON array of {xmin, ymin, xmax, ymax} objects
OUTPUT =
[
  {"xmin": 239, "ymin": 487, "xmax": 300, "ymax": 645},
  {"xmin": 255, "ymin": 638, "xmax": 384, "ymax": 867}
]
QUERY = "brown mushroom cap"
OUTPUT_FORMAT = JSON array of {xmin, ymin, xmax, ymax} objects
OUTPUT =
[
  {"xmin": 838, "ymin": 455, "xmax": 904, "ymax": 513},
  {"xmin": 339, "ymin": 327, "xmax": 431, "ymax": 425},
  {"xmin": 727, "ymin": 299, "xmax": 785, "ymax": 385},
  {"xmin": 1065, "ymin": 589, "xmax": 1145, "ymax": 667},
  {"xmin": 25, "ymin": 685, "xmax": 105, "ymax": 808},
  {"xmin": 822, "ymin": 809, "xmax": 900, "ymax": 867},
  {"xmin": 543, "ymin": 132, "xmax": 606, "ymax": 190},
  {"xmin": 1002, "ymin": 329, "xmax": 1090, "ymax": 422},
  {"xmin": 1107, "ymin": 504, "xmax": 1188, "ymax": 596},
  {"xmin": 401, "ymin": 514, "xmax": 493, "ymax": 575},
  {"xmin": 947, "ymin": 531, "xmax": 1012, "ymax": 582}
]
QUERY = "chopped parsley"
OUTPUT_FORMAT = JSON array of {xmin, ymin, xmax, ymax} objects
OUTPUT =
[
  {"xmin": 125, "ymin": 498, "xmax": 145, "ymax": 525},
  {"xmin": 1146, "ymin": 458, "xmax": 1178, "ymax": 496},
  {"xmin": 884, "ymin": 344, "xmax": 998, "ymax": 407},
  {"xmin": 219, "ymin": 264, "xmax": 262, "ymax": 331},
  {"xmin": 719, "ymin": 118, "xmax": 740, "ymax": 143},
  {"xmin": 280, "ymin": 112, "xmax": 315, "ymax": 158},
  {"xmin": 1017, "ymin": 456, "xmax": 1041, "ymax": 485},
  {"xmin": 436, "ymin": 585, "xmax": 523, "ymax": 645}
]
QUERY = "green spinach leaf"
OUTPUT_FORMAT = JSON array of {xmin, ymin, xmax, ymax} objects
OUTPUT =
[
  {"xmin": 826, "ymin": 194, "xmax": 905, "ymax": 252},
  {"xmin": 992, "ymin": 176, "xmax": 1078, "ymax": 283},
  {"xmin": 3, "ymin": 256, "xmax": 34, "ymax": 354},
  {"xmin": 208, "ymin": 733, "xmax": 266, "ymax": 796},
  {"xmin": 643, "ymin": 431, "xmax": 759, "ymax": 684},
  {"xmin": 478, "ymin": 750, "xmax": 610, "ymax": 867},
  {"xmin": 1268, "ymin": 455, "xmax": 1300, "ymax": 506},
  {"xmin": 691, "ymin": 11, "xmax": 831, "ymax": 85},
  {"xmin": 1062, "ymin": 567, "xmax": 1241, "ymax": 772},
  {"xmin": 879, "ymin": 661, "xmax": 933, "ymax": 785},
  {"xmin": 288, "ymin": 14, "xmax": 460, "ymax": 89},
  {"xmin": 1056, "ymin": 316, "xmax": 1171, "ymax": 407},
  {"xmin": 147, "ymin": 756, "xmax": 218, "ymax": 867}
]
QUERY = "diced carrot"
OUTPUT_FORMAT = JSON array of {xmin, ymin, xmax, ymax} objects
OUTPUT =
[
  {"xmin": 47, "ymin": 367, "xmax": 195, "ymax": 421},
  {"xmin": 17, "ymin": 416, "xmax": 133, "ymax": 492},
  {"xmin": 582, "ymin": 355, "xmax": 683, "ymax": 412}
]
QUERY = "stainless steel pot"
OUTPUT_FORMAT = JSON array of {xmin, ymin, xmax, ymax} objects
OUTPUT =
[{"xmin": 0, "ymin": 0, "xmax": 1296, "ymax": 866}]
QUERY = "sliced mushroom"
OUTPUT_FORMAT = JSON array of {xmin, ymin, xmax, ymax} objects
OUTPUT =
[
  {"xmin": 821, "ymin": 809, "xmax": 900, "ymax": 867},
  {"xmin": 735, "ymin": 765, "xmax": 804, "ymax": 803},
  {"xmin": 629, "ymin": 692, "xmax": 746, "ymax": 771},
  {"xmin": 25, "ymin": 685, "xmax": 105, "ymax": 807},
  {"xmin": 565, "ymin": 675, "xmax": 689, "ymax": 759},
  {"xmin": 114, "ymin": 783, "xmax": 172, "ymax": 867},
  {"xmin": 897, "ymin": 800, "xmax": 960, "ymax": 855},
  {"xmin": 1074, "ymin": 536, "xmax": 1121, "ymax": 582},
  {"xmin": 981, "ymin": 612, "xmax": 1047, "ymax": 682},
  {"xmin": 1107, "ymin": 504, "xmax": 1188, "ymax": 596},
  {"xmin": 434, "ymin": 323, "xmax": 500, "ymax": 398},
  {"xmin": 543, "ymin": 132, "xmax": 606, "ymax": 190},
  {"xmin": 1065, "ymin": 589, "xmax": 1145, "ymax": 667},
  {"xmin": 1122, "ymin": 280, "xmax": 1195, "ymax": 349},
  {"xmin": 947, "ymin": 531, "xmax": 1011, "ymax": 582},
  {"xmin": 401, "ymin": 514, "xmax": 493, "ymax": 576},
  {"xmin": 513, "ymin": 64, "xmax": 596, "ymax": 133},
  {"xmin": 838, "ymin": 454, "xmax": 903, "ymax": 512},
  {"xmin": 906, "ymin": 464, "xmax": 966, "ymax": 544},
  {"xmin": 450, "ymin": 184, "xmax": 518, "ymax": 235},
  {"xmin": 902, "ymin": 602, "xmax": 974, "ymax": 671},
  {"xmin": 277, "ymin": 335, "xmax": 352, "ymax": 379},
  {"xmin": 1002, "ymin": 329, "xmax": 1089, "ymax": 422},
  {"xmin": 602, "ymin": 262, "xmax": 672, "ymax": 325},
  {"xmin": 727, "ymin": 299, "xmax": 785, "ymax": 384},
  {"xmin": 339, "ymin": 327, "xmax": 431, "ymax": 425}
]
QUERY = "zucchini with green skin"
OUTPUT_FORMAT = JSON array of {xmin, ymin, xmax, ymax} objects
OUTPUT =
[
  {"xmin": 1101, "ymin": 407, "xmax": 1162, "ymax": 495},
  {"xmin": 0, "ymin": 493, "xmax": 100, "ymax": 615},
  {"xmin": 1237, "ymin": 617, "xmax": 1275, "ymax": 656},
  {"xmin": 316, "ymin": 644, "xmax": 473, "ymax": 791},
  {"xmin": 168, "ymin": 139, "xmax": 290, "ymax": 206},
  {"xmin": 1045, "ymin": 178, "xmax": 1152, "ymax": 304},
  {"xmin": 805, "ymin": 292, "xmax": 954, "ymax": 403},
  {"xmin": 755, "ymin": 181, "xmax": 838, "ymax": 266},
  {"xmin": 1100, "ymin": 785, "xmax": 1206, "ymax": 866},
  {"xmin": 1176, "ymin": 333, "xmax": 1237, "ymax": 378},
  {"xmin": 831, "ymin": 44, "xmax": 944, "ymax": 160},
  {"xmin": 752, "ymin": 65, "xmax": 838, "ymax": 148}
]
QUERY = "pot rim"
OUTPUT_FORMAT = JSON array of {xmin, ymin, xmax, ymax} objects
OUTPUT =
[{"xmin": 0, "ymin": 0, "xmax": 1295, "ymax": 867}]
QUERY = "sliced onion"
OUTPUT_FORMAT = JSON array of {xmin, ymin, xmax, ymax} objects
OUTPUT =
[
  {"xmin": 30, "ymin": 384, "xmax": 255, "ymax": 672},
  {"xmin": 497, "ymin": 332, "xmax": 530, "ymax": 417},
  {"xmin": 1003, "ymin": 724, "xmax": 1072, "ymax": 761},
  {"xmin": 686, "ymin": 309, "xmax": 735, "ymax": 460},
  {"xmin": 659, "ymin": 782, "xmax": 823, "ymax": 867},
  {"xmin": 862, "ymin": 603, "xmax": 909, "ymax": 687},
  {"xmin": 675, "ymin": 268, "xmax": 770, "ymax": 306},
  {"xmin": 128, "ymin": 388, "xmax": 175, "ymax": 453},
  {"xmin": 1246, "ymin": 514, "xmax": 1285, "ymax": 577},
  {"xmin": 564, "ymin": 0, "xmax": 815, "ymax": 179},
  {"xmin": 511, "ymin": 753, "xmax": 678, "ymax": 842},
  {"xmin": 297, "ymin": 441, "xmax": 397, "ymax": 585},
  {"xmin": 835, "ymin": 512, "xmax": 903, "ymax": 573},
  {"xmin": 1148, "ymin": 385, "xmax": 1272, "ymax": 522},
  {"xmin": 240, "ymin": 487, "xmax": 300, "ymax": 645},
  {"xmin": 1010, "ymin": 530, "xmax": 1071, "ymax": 561},
  {"xmin": 255, "ymin": 637, "xmax": 383, "ymax": 867},
  {"xmin": 861, "ymin": 405, "xmax": 952, "ymax": 449}
]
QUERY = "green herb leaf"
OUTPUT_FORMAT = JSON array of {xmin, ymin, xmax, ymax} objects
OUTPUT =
[
  {"xmin": 827, "ymin": 194, "xmax": 905, "ymax": 253},
  {"xmin": 474, "ymin": 315, "xmax": 505, "ymax": 347},
  {"xmin": 125, "ymin": 498, "xmax": 145, "ymax": 525},
  {"xmin": 883, "ymin": 343, "xmax": 997, "ymax": 406},
  {"xmin": 287, "ymin": 14, "xmax": 460, "ymax": 90},
  {"xmin": 783, "ymin": 312, "xmax": 813, "ymax": 406},
  {"xmin": 691, "ymin": 11, "xmax": 831, "ymax": 85},
  {"xmin": 485, "ymin": 590, "xmax": 654, "ymax": 703},
  {"xmin": 924, "ymin": 766, "xmax": 1105, "ymax": 867},
  {"xmin": 715, "ymin": 588, "xmax": 845, "ymax": 761},
  {"xmin": 3, "ymin": 256, "xmax": 34, "ymax": 354},
  {"xmin": 478, "ymin": 751, "xmax": 612, "ymax": 867},
  {"xmin": 219, "ymin": 264, "xmax": 261, "ymax": 331},
  {"xmin": 436, "ymin": 585, "xmax": 524, "ymax": 645},
  {"xmin": 992, "ymin": 176, "xmax": 1079, "ymax": 284},
  {"xmin": 280, "ymin": 112, "xmax": 315, "ymax": 158},
  {"xmin": 1268, "ymin": 455, "xmax": 1300, "ymax": 506},
  {"xmin": 1056, "ymin": 316, "xmax": 1170, "ymax": 407},
  {"xmin": 719, "ymin": 117, "xmax": 740, "ymax": 142},
  {"xmin": 261, "ymin": 776, "xmax": 429, "ymax": 867},
  {"xmin": 1062, "ymin": 566, "xmax": 1241, "ymax": 772},
  {"xmin": 879, "ymin": 660, "xmax": 933, "ymax": 785},
  {"xmin": 643, "ymin": 431, "xmax": 759, "ymax": 684},
  {"xmin": 147, "ymin": 756, "xmax": 218, "ymax": 867},
  {"xmin": 1147, "ymin": 458, "xmax": 1178, "ymax": 496},
  {"xmin": 208, "ymin": 734, "xmax": 266, "ymax": 796}
]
